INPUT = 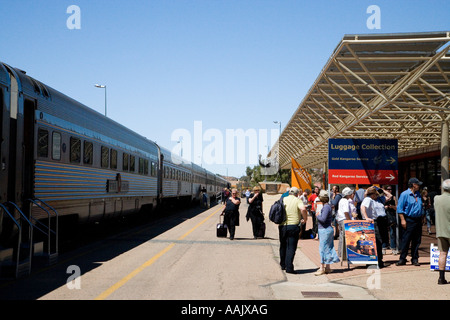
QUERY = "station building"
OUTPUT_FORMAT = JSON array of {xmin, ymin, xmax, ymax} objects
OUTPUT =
[{"xmin": 271, "ymin": 31, "xmax": 450, "ymax": 194}]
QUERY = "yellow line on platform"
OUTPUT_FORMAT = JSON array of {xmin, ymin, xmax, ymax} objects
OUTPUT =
[{"xmin": 94, "ymin": 206, "xmax": 223, "ymax": 300}]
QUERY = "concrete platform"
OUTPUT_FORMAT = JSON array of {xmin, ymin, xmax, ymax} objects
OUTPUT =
[{"xmin": 0, "ymin": 194, "xmax": 448, "ymax": 301}]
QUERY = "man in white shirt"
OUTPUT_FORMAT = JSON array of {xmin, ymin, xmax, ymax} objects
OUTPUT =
[{"xmin": 361, "ymin": 186, "xmax": 389, "ymax": 268}]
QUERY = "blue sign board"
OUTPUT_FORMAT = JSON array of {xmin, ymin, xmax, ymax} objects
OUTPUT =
[{"xmin": 328, "ymin": 138, "xmax": 398, "ymax": 184}]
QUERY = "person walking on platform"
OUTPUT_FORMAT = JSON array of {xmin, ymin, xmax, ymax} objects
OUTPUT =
[
  {"xmin": 315, "ymin": 190, "xmax": 340, "ymax": 275},
  {"xmin": 246, "ymin": 186, "xmax": 264, "ymax": 239},
  {"xmin": 221, "ymin": 189, "xmax": 241, "ymax": 240},
  {"xmin": 433, "ymin": 179, "xmax": 450, "ymax": 285},
  {"xmin": 279, "ymin": 187, "xmax": 308, "ymax": 274},
  {"xmin": 396, "ymin": 178, "xmax": 424, "ymax": 266}
]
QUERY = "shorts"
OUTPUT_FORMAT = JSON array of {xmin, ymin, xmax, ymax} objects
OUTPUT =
[{"xmin": 437, "ymin": 237, "xmax": 450, "ymax": 253}]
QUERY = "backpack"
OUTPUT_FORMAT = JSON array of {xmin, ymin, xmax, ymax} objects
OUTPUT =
[{"xmin": 269, "ymin": 198, "xmax": 286, "ymax": 224}]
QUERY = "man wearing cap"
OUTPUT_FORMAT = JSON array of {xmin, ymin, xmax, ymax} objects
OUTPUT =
[
  {"xmin": 396, "ymin": 177, "xmax": 424, "ymax": 266},
  {"xmin": 279, "ymin": 187, "xmax": 308, "ymax": 274}
]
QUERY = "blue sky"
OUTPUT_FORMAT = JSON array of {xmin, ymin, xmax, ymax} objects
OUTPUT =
[{"xmin": 1, "ymin": 0, "xmax": 449, "ymax": 177}]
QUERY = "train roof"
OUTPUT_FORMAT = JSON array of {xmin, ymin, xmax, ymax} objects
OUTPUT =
[
  {"xmin": 3, "ymin": 62, "xmax": 159, "ymax": 156},
  {"xmin": 1, "ymin": 61, "xmax": 229, "ymax": 178}
]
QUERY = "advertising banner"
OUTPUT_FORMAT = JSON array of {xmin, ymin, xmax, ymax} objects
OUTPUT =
[
  {"xmin": 344, "ymin": 220, "xmax": 378, "ymax": 265},
  {"xmin": 291, "ymin": 158, "xmax": 312, "ymax": 191}
]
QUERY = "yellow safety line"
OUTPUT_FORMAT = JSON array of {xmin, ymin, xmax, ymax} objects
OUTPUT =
[{"xmin": 94, "ymin": 206, "xmax": 223, "ymax": 300}]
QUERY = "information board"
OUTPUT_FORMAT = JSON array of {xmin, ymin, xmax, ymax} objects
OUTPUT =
[
  {"xmin": 430, "ymin": 244, "xmax": 450, "ymax": 271},
  {"xmin": 328, "ymin": 138, "xmax": 398, "ymax": 185}
]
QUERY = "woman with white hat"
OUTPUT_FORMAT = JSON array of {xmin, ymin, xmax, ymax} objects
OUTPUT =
[{"xmin": 337, "ymin": 187, "xmax": 354, "ymax": 258}]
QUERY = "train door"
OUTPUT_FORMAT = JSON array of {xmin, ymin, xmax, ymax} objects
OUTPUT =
[
  {"xmin": 0, "ymin": 86, "xmax": 7, "ymax": 203},
  {"xmin": 22, "ymin": 98, "xmax": 36, "ymax": 204},
  {"xmin": 7, "ymin": 70, "xmax": 19, "ymax": 206},
  {"xmin": 158, "ymin": 153, "xmax": 164, "ymax": 202},
  {"xmin": 8, "ymin": 98, "xmax": 36, "ymax": 211}
]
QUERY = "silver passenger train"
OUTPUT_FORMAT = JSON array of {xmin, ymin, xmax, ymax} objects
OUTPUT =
[{"xmin": 0, "ymin": 61, "xmax": 228, "ymax": 277}]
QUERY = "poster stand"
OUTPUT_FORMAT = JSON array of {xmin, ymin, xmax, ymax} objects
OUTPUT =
[{"xmin": 342, "ymin": 220, "xmax": 379, "ymax": 269}]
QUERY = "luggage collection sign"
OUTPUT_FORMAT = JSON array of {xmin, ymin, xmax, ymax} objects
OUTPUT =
[{"xmin": 328, "ymin": 138, "xmax": 398, "ymax": 185}]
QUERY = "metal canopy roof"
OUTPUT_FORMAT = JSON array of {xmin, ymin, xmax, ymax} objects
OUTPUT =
[{"xmin": 274, "ymin": 31, "xmax": 450, "ymax": 170}]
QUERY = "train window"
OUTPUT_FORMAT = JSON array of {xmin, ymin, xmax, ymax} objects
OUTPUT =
[
  {"xmin": 101, "ymin": 146, "xmax": 109, "ymax": 168},
  {"xmin": 83, "ymin": 141, "xmax": 93, "ymax": 165},
  {"xmin": 111, "ymin": 149, "xmax": 117, "ymax": 169},
  {"xmin": 144, "ymin": 159, "xmax": 149, "ymax": 175},
  {"xmin": 52, "ymin": 132, "xmax": 61, "ymax": 160},
  {"xmin": 151, "ymin": 162, "xmax": 156, "ymax": 176},
  {"xmin": 30, "ymin": 78, "xmax": 41, "ymax": 94},
  {"xmin": 164, "ymin": 167, "xmax": 168, "ymax": 178},
  {"xmin": 123, "ymin": 153, "xmax": 129, "ymax": 171},
  {"xmin": 139, "ymin": 158, "xmax": 144, "ymax": 174},
  {"xmin": 70, "ymin": 137, "xmax": 81, "ymax": 163},
  {"xmin": 37, "ymin": 128, "xmax": 48, "ymax": 158},
  {"xmin": 130, "ymin": 155, "xmax": 135, "ymax": 172}
]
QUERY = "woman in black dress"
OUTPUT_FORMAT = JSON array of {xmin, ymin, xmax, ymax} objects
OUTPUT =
[
  {"xmin": 246, "ymin": 186, "xmax": 264, "ymax": 239},
  {"xmin": 222, "ymin": 189, "xmax": 241, "ymax": 240}
]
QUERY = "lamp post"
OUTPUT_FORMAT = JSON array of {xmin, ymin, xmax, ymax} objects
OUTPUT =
[
  {"xmin": 95, "ymin": 84, "xmax": 107, "ymax": 117},
  {"xmin": 177, "ymin": 138, "xmax": 183, "ymax": 158},
  {"xmin": 273, "ymin": 120, "xmax": 282, "ymax": 182},
  {"xmin": 273, "ymin": 120, "xmax": 281, "ymax": 138}
]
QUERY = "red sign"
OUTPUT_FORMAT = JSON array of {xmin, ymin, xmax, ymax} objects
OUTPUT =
[{"xmin": 328, "ymin": 169, "xmax": 398, "ymax": 185}]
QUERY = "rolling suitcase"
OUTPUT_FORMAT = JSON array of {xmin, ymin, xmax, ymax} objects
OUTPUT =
[
  {"xmin": 257, "ymin": 221, "xmax": 266, "ymax": 238},
  {"xmin": 216, "ymin": 215, "xmax": 228, "ymax": 237}
]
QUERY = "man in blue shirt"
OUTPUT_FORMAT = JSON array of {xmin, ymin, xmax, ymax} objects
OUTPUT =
[{"xmin": 396, "ymin": 177, "xmax": 424, "ymax": 266}]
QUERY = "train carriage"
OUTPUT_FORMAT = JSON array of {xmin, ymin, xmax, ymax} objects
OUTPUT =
[
  {"xmin": 191, "ymin": 163, "xmax": 206, "ymax": 202},
  {"xmin": 0, "ymin": 61, "xmax": 229, "ymax": 277},
  {"xmin": 159, "ymin": 146, "xmax": 193, "ymax": 202}
]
